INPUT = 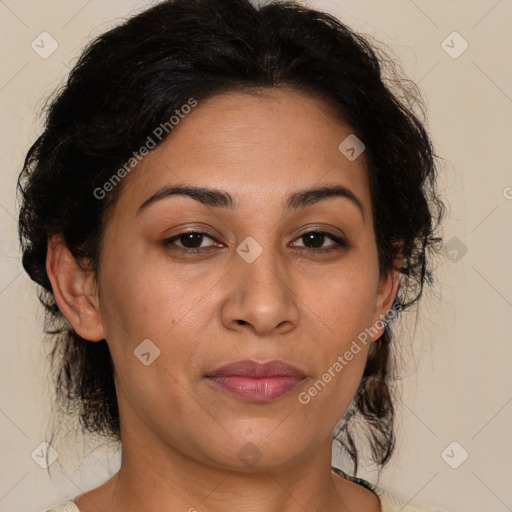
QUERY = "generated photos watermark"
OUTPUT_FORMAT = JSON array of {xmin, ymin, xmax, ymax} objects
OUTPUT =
[
  {"xmin": 93, "ymin": 97, "xmax": 198, "ymax": 200},
  {"xmin": 298, "ymin": 302, "xmax": 402, "ymax": 404}
]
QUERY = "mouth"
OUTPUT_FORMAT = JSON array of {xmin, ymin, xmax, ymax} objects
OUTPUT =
[{"xmin": 205, "ymin": 359, "xmax": 306, "ymax": 403}]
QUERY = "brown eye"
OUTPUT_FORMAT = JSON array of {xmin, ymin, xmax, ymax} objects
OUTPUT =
[
  {"xmin": 291, "ymin": 230, "xmax": 348, "ymax": 253},
  {"xmin": 162, "ymin": 231, "xmax": 219, "ymax": 252},
  {"xmin": 161, "ymin": 229, "xmax": 347, "ymax": 255}
]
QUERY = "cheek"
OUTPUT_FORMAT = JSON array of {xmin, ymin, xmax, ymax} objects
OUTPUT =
[
  {"xmin": 315, "ymin": 264, "xmax": 378, "ymax": 339},
  {"xmin": 97, "ymin": 246, "xmax": 218, "ymax": 381},
  {"xmin": 97, "ymin": 261, "xmax": 201, "ymax": 412},
  {"xmin": 301, "ymin": 282, "xmax": 374, "ymax": 414},
  {"xmin": 99, "ymin": 245, "xmax": 187, "ymax": 334}
]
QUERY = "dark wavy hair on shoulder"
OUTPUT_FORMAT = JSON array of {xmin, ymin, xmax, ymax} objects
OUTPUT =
[{"xmin": 17, "ymin": 0, "xmax": 444, "ymax": 475}]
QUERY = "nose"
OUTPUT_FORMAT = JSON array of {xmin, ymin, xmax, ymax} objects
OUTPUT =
[{"xmin": 220, "ymin": 241, "xmax": 300, "ymax": 336}]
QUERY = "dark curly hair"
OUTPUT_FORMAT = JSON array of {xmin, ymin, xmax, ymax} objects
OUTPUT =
[{"xmin": 17, "ymin": 0, "xmax": 444, "ymax": 475}]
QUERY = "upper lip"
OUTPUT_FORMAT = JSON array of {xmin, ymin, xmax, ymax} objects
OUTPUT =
[{"xmin": 206, "ymin": 359, "xmax": 306, "ymax": 378}]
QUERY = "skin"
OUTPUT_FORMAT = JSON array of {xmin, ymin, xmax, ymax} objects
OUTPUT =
[{"xmin": 47, "ymin": 87, "xmax": 401, "ymax": 512}]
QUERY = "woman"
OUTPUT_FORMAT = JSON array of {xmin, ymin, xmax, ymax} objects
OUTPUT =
[{"xmin": 17, "ymin": 0, "xmax": 445, "ymax": 510}]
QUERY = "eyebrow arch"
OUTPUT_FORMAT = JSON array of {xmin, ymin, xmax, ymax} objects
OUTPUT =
[{"xmin": 136, "ymin": 183, "xmax": 365, "ymax": 221}]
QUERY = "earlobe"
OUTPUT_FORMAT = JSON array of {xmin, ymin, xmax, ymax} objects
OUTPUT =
[
  {"xmin": 46, "ymin": 235, "xmax": 105, "ymax": 342},
  {"xmin": 369, "ymin": 252, "xmax": 403, "ymax": 343}
]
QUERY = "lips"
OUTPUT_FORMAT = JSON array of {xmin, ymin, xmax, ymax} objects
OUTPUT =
[
  {"xmin": 206, "ymin": 359, "xmax": 306, "ymax": 378},
  {"xmin": 205, "ymin": 359, "xmax": 306, "ymax": 403}
]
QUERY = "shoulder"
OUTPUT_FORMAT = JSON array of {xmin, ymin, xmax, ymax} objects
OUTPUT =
[
  {"xmin": 45, "ymin": 479, "xmax": 445, "ymax": 512},
  {"xmin": 370, "ymin": 483, "xmax": 443, "ymax": 512},
  {"xmin": 331, "ymin": 467, "xmax": 443, "ymax": 512},
  {"xmin": 45, "ymin": 498, "xmax": 80, "ymax": 512}
]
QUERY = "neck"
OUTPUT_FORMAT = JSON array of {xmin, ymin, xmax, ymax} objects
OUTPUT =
[{"xmin": 109, "ymin": 431, "xmax": 347, "ymax": 512}]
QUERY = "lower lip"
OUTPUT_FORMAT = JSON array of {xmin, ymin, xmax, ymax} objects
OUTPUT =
[{"xmin": 206, "ymin": 376, "xmax": 304, "ymax": 402}]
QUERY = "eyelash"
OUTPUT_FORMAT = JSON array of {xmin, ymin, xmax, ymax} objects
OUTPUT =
[{"xmin": 161, "ymin": 230, "xmax": 348, "ymax": 255}]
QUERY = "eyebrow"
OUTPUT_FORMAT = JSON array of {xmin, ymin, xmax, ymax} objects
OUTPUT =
[{"xmin": 136, "ymin": 183, "xmax": 365, "ymax": 221}]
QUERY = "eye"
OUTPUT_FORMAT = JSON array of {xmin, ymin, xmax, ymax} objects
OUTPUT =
[
  {"xmin": 161, "ymin": 229, "xmax": 348, "ymax": 255},
  {"xmin": 291, "ymin": 230, "xmax": 348, "ymax": 254},
  {"xmin": 162, "ymin": 231, "xmax": 220, "ymax": 253}
]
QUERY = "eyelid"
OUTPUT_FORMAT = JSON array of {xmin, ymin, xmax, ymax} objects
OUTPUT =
[
  {"xmin": 162, "ymin": 228, "xmax": 349, "ymax": 254},
  {"xmin": 290, "ymin": 230, "xmax": 349, "ymax": 251},
  {"xmin": 162, "ymin": 230, "xmax": 220, "ymax": 251}
]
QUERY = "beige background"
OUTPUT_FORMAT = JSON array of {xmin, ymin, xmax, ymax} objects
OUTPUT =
[{"xmin": 1, "ymin": 1, "xmax": 511, "ymax": 511}]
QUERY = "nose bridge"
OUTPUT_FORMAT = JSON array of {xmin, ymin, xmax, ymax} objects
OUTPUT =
[
  {"xmin": 236, "ymin": 233, "xmax": 288, "ymax": 297},
  {"xmin": 225, "ymin": 232, "xmax": 298, "ymax": 334}
]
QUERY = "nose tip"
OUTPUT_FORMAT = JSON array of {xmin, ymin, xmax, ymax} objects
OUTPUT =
[{"xmin": 222, "ymin": 247, "xmax": 300, "ymax": 336}]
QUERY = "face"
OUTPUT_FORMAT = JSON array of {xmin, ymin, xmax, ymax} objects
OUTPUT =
[{"xmin": 52, "ymin": 87, "xmax": 399, "ymax": 472}]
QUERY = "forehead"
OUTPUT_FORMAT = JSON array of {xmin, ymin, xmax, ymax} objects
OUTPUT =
[{"xmin": 113, "ymin": 87, "xmax": 371, "ymax": 217}]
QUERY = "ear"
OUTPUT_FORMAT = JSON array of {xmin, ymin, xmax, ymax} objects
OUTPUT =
[
  {"xmin": 46, "ymin": 234, "xmax": 105, "ymax": 342},
  {"xmin": 368, "ymin": 250, "xmax": 403, "ymax": 343}
]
